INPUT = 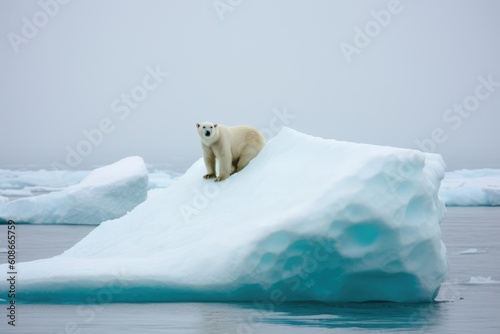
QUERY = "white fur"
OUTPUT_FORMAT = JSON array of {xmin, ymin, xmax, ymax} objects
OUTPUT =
[{"xmin": 196, "ymin": 122, "xmax": 265, "ymax": 182}]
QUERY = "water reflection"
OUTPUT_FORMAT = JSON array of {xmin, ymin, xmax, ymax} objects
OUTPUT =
[{"xmin": 234, "ymin": 301, "xmax": 444, "ymax": 331}]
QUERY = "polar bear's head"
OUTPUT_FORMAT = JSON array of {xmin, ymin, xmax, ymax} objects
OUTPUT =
[{"xmin": 196, "ymin": 122, "xmax": 219, "ymax": 144}]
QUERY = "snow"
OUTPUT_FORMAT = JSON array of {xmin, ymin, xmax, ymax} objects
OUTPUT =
[
  {"xmin": 440, "ymin": 169, "xmax": 500, "ymax": 206},
  {"xmin": 0, "ymin": 157, "xmax": 148, "ymax": 225},
  {"xmin": 467, "ymin": 276, "xmax": 500, "ymax": 284},
  {"xmin": 0, "ymin": 128, "xmax": 448, "ymax": 303}
]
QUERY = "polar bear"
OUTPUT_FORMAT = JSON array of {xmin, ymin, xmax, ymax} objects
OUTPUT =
[{"xmin": 196, "ymin": 122, "xmax": 265, "ymax": 182}]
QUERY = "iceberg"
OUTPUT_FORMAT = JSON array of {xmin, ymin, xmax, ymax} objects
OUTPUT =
[
  {"xmin": 0, "ymin": 157, "xmax": 148, "ymax": 225},
  {"xmin": 0, "ymin": 128, "xmax": 448, "ymax": 303},
  {"xmin": 440, "ymin": 169, "xmax": 500, "ymax": 206},
  {"xmin": 0, "ymin": 166, "xmax": 176, "ymax": 202}
]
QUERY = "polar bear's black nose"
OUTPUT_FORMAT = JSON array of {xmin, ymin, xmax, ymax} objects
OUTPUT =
[{"xmin": 205, "ymin": 131, "xmax": 211, "ymax": 136}]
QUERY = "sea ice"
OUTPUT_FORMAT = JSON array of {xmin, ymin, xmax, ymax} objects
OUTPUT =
[
  {"xmin": 0, "ymin": 128, "xmax": 448, "ymax": 302},
  {"xmin": 0, "ymin": 188, "xmax": 33, "ymax": 197},
  {"xmin": 0, "ymin": 195, "xmax": 8, "ymax": 205},
  {"xmin": 458, "ymin": 248, "xmax": 486, "ymax": 255},
  {"xmin": 440, "ymin": 169, "xmax": 500, "ymax": 206},
  {"xmin": 0, "ymin": 167, "xmax": 175, "ymax": 201},
  {"xmin": 0, "ymin": 157, "xmax": 148, "ymax": 225},
  {"xmin": 467, "ymin": 276, "xmax": 500, "ymax": 284},
  {"xmin": 148, "ymin": 170, "xmax": 179, "ymax": 189},
  {"xmin": 0, "ymin": 168, "xmax": 89, "ymax": 198}
]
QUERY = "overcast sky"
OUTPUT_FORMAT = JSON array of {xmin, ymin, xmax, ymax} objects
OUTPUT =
[{"xmin": 1, "ymin": 0, "xmax": 499, "ymax": 172}]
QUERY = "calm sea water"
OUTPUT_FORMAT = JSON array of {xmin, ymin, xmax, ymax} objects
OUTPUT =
[{"xmin": 1, "ymin": 207, "xmax": 499, "ymax": 333}]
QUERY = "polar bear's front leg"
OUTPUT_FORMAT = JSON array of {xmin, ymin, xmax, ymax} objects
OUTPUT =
[
  {"xmin": 202, "ymin": 146, "xmax": 216, "ymax": 179},
  {"xmin": 215, "ymin": 147, "xmax": 232, "ymax": 182}
]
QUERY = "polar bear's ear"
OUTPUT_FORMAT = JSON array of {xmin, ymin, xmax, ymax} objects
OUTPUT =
[
  {"xmin": 214, "ymin": 124, "xmax": 218, "ymax": 128},
  {"xmin": 196, "ymin": 123, "xmax": 200, "ymax": 128}
]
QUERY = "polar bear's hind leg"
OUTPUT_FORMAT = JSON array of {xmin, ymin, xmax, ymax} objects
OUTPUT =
[
  {"xmin": 236, "ymin": 149, "xmax": 258, "ymax": 173},
  {"xmin": 230, "ymin": 159, "xmax": 238, "ymax": 175}
]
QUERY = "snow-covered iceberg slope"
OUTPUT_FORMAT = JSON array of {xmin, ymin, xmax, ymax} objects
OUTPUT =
[
  {"xmin": 440, "ymin": 169, "xmax": 500, "ymax": 206},
  {"xmin": 0, "ymin": 157, "xmax": 148, "ymax": 225},
  {"xmin": 0, "ymin": 128, "xmax": 448, "ymax": 303}
]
